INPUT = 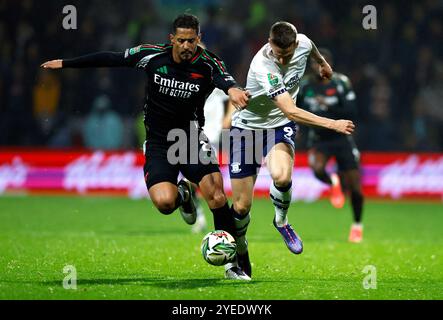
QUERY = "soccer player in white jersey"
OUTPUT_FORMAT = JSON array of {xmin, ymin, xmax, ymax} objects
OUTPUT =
[{"xmin": 225, "ymin": 21, "xmax": 354, "ymax": 279}]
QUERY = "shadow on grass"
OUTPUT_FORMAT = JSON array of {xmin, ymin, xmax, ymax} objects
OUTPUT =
[
  {"xmin": 99, "ymin": 228, "xmax": 192, "ymax": 237},
  {"xmin": 3, "ymin": 277, "xmax": 264, "ymax": 290}
]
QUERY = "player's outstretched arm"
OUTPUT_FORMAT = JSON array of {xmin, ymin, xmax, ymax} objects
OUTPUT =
[
  {"xmin": 310, "ymin": 40, "xmax": 332, "ymax": 80},
  {"xmin": 41, "ymin": 52, "xmax": 128, "ymax": 69},
  {"xmin": 274, "ymin": 92, "xmax": 354, "ymax": 135},
  {"xmin": 41, "ymin": 59, "xmax": 63, "ymax": 69}
]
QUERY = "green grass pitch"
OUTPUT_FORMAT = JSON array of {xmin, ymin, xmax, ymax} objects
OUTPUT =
[{"xmin": 0, "ymin": 195, "xmax": 442, "ymax": 300}]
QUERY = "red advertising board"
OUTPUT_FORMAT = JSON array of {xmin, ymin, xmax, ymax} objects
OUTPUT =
[{"xmin": 0, "ymin": 149, "xmax": 442, "ymax": 201}]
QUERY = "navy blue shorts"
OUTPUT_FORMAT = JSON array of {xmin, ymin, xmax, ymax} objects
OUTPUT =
[{"xmin": 229, "ymin": 122, "xmax": 297, "ymax": 179}]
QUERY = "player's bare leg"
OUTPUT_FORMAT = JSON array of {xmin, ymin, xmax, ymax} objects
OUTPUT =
[
  {"xmin": 148, "ymin": 181, "xmax": 196, "ymax": 224},
  {"xmin": 308, "ymin": 149, "xmax": 345, "ymax": 208},
  {"xmin": 200, "ymin": 172, "xmax": 251, "ymax": 280},
  {"xmin": 341, "ymin": 169, "xmax": 364, "ymax": 243},
  {"xmin": 267, "ymin": 143, "xmax": 303, "ymax": 254},
  {"xmin": 148, "ymin": 182, "xmax": 181, "ymax": 214}
]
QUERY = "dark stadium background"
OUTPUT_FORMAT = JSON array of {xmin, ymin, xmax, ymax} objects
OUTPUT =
[
  {"xmin": 0, "ymin": 0, "xmax": 443, "ymax": 303},
  {"xmin": 1, "ymin": 0, "xmax": 442, "ymax": 151}
]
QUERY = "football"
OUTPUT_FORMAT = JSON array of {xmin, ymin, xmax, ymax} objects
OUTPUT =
[{"xmin": 201, "ymin": 230, "xmax": 237, "ymax": 266}]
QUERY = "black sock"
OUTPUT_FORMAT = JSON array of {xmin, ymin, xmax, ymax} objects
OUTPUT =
[
  {"xmin": 314, "ymin": 170, "xmax": 332, "ymax": 185},
  {"xmin": 351, "ymin": 191, "xmax": 364, "ymax": 223},
  {"xmin": 210, "ymin": 202, "xmax": 236, "ymax": 236}
]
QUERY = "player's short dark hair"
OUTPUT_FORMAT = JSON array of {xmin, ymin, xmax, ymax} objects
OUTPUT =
[
  {"xmin": 319, "ymin": 48, "xmax": 333, "ymax": 65},
  {"xmin": 270, "ymin": 21, "xmax": 297, "ymax": 49},
  {"xmin": 173, "ymin": 14, "xmax": 200, "ymax": 34}
]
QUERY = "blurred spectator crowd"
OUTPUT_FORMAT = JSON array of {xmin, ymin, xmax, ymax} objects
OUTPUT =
[{"xmin": 0, "ymin": 0, "xmax": 442, "ymax": 151}]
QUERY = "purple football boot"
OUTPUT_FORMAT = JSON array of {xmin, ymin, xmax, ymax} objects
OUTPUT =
[{"xmin": 273, "ymin": 218, "xmax": 303, "ymax": 254}]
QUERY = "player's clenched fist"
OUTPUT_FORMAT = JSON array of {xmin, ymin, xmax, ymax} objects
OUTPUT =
[
  {"xmin": 40, "ymin": 59, "xmax": 63, "ymax": 69},
  {"xmin": 319, "ymin": 61, "xmax": 333, "ymax": 80},
  {"xmin": 332, "ymin": 119, "xmax": 355, "ymax": 135},
  {"xmin": 228, "ymin": 87, "xmax": 250, "ymax": 111}
]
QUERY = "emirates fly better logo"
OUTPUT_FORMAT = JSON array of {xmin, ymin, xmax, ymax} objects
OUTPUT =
[{"xmin": 154, "ymin": 74, "xmax": 200, "ymax": 98}]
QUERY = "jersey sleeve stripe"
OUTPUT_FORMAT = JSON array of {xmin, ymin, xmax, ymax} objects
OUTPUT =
[
  {"xmin": 140, "ymin": 44, "xmax": 172, "ymax": 50},
  {"xmin": 202, "ymin": 51, "xmax": 225, "ymax": 74},
  {"xmin": 140, "ymin": 47, "xmax": 164, "ymax": 52},
  {"xmin": 212, "ymin": 58, "xmax": 226, "ymax": 72}
]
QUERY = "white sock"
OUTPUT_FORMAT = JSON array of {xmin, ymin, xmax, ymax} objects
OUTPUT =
[
  {"xmin": 195, "ymin": 202, "xmax": 205, "ymax": 221},
  {"xmin": 270, "ymin": 182, "xmax": 292, "ymax": 227}
]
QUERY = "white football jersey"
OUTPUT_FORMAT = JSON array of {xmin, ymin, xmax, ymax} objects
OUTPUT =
[
  {"xmin": 203, "ymin": 88, "xmax": 228, "ymax": 145},
  {"xmin": 232, "ymin": 34, "xmax": 313, "ymax": 129}
]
